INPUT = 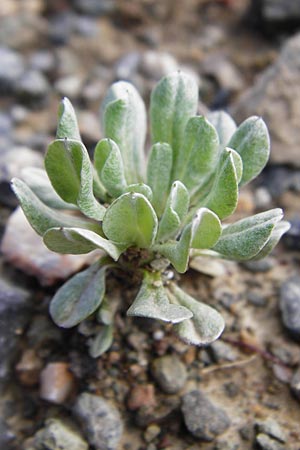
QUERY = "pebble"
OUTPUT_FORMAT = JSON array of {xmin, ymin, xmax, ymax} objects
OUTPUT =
[
  {"xmin": 115, "ymin": 52, "xmax": 141, "ymax": 81},
  {"xmin": 257, "ymin": 0, "xmax": 300, "ymax": 23},
  {"xmin": 279, "ymin": 276, "xmax": 300, "ymax": 340},
  {"xmin": 0, "ymin": 418, "xmax": 15, "ymax": 448},
  {"xmin": 283, "ymin": 215, "xmax": 300, "ymax": 251},
  {"xmin": 32, "ymin": 418, "xmax": 88, "ymax": 450},
  {"xmin": 255, "ymin": 418, "xmax": 286, "ymax": 443},
  {"xmin": 48, "ymin": 12, "xmax": 74, "ymax": 45},
  {"xmin": 17, "ymin": 70, "xmax": 51, "ymax": 106},
  {"xmin": 208, "ymin": 341, "xmax": 238, "ymax": 363},
  {"xmin": 201, "ymin": 54, "xmax": 244, "ymax": 93},
  {"xmin": 78, "ymin": 110, "xmax": 102, "ymax": 144},
  {"xmin": 151, "ymin": 355, "xmax": 187, "ymax": 394},
  {"xmin": 40, "ymin": 362, "xmax": 75, "ymax": 404},
  {"xmin": 242, "ymin": 258, "xmax": 275, "ymax": 273},
  {"xmin": 54, "ymin": 75, "xmax": 84, "ymax": 99},
  {"xmin": 256, "ymin": 433, "xmax": 285, "ymax": 450},
  {"xmin": 181, "ymin": 390, "xmax": 230, "ymax": 441},
  {"xmin": 73, "ymin": 392, "xmax": 123, "ymax": 450},
  {"xmin": 0, "ymin": 276, "xmax": 31, "ymax": 385},
  {"xmin": 290, "ymin": 366, "xmax": 300, "ymax": 401},
  {"xmin": 144, "ymin": 424, "xmax": 161, "ymax": 443},
  {"xmin": 0, "ymin": 47, "xmax": 25, "ymax": 93},
  {"xmin": 1, "ymin": 207, "xmax": 99, "ymax": 286},
  {"xmin": 73, "ymin": 0, "xmax": 116, "ymax": 15},
  {"xmin": 127, "ymin": 384, "xmax": 156, "ymax": 411},
  {"xmin": 246, "ymin": 292, "xmax": 267, "ymax": 307},
  {"xmin": 29, "ymin": 50, "xmax": 56, "ymax": 74},
  {"xmin": 139, "ymin": 51, "xmax": 179, "ymax": 80},
  {"xmin": 16, "ymin": 348, "xmax": 43, "ymax": 386}
]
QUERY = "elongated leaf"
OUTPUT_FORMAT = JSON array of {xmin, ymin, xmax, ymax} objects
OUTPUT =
[
  {"xmin": 177, "ymin": 116, "xmax": 219, "ymax": 191},
  {"xmin": 103, "ymin": 193, "xmax": 158, "ymax": 248},
  {"xmin": 11, "ymin": 178, "xmax": 102, "ymax": 236},
  {"xmin": 169, "ymin": 283, "xmax": 225, "ymax": 345},
  {"xmin": 228, "ymin": 116, "xmax": 270, "ymax": 186},
  {"xmin": 127, "ymin": 271, "xmax": 192, "ymax": 323},
  {"xmin": 45, "ymin": 139, "xmax": 105, "ymax": 220},
  {"xmin": 198, "ymin": 148, "xmax": 238, "ymax": 219},
  {"xmin": 102, "ymin": 81, "xmax": 146, "ymax": 184},
  {"xmin": 94, "ymin": 138, "xmax": 127, "ymax": 198},
  {"xmin": 230, "ymin": 148, "xmax": 243, "ymax": 184},
  {"xmin": 250, "ymin": 220, "xmax": 290, "ymax": 261},
  {"xmin": 21, "ymin": 167, "xmax": 77, "ymax": 210},
  {"xmin": 50, "ymin": 262, "xmax": 106, "ymax": 328},
  {"xmin": 88, "ymin": 324, "xmax": 113, "ymax": 358},
  {"xmin": 123, "ymin": 183, "xmax": 153, "ymax": 201},
  {"xmin": 56, "ymin": 97, "xmax": 81, "ymax": 141},
  {"xmin": 44, "ymin": 227, "xmax": 126, "ymax": 260},
  {"xmin": 154, "ymin": 224, "xmax": 192, "ymax": 273},
  {"xmin": 207, "ymin": 110, "xmax": 237, "ymax": 150},
  {"xmin": 150, "ymin": 72, "xmax": 198, "ymax": 179},
  {"xmin": 213, "ymin": 208, "xmax": 283, "ymax": 260},
  {"xmin": 191, "ymin": 208, "xmax": 221, "ymax": 249},
  {"xmin": 157, "ymin": 181, "xmax": 189, "ymax": 242},
  {"xmin": 147, "ymin": 142, "xmax": 173, "ymax": 217}
]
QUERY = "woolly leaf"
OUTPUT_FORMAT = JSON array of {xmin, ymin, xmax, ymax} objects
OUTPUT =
[
  {"xmin": 123, "ymin": 183, "xmax": 153, "ymax": 201},
  {"xmin": 56, "ymin": 97, "xmax": 81, "ymax": 141},
  {"xmin": 147, "ymin": 142, "xmax": 173, "ymax": 217},
  {"xmin": 213, "ymin": 209, "xmax": 284, "ymax": 260},
  {"xmin": 127, "ymin": 271, "xmax": 192, "ymax": 323},
  {"xmin": 103, "ymin": 193, "xmax": 158, "ymax": 248},
  {"xmin": 169, "ymin": 283, "xmax": 224, "ymax": 345},
  {"xmin": 208, "ymin": 110, "xmax": 237, "ymax": 150},
  {"xmin": 155, "ymin": 224, "xmax": 192, "ymax": 273},
  {"xmin": 250, "ymin": 220, "xmax": 290, "ymax": 261},
  {"xmin": 150, "ymin": 72, "xmax": 198, "ymax": 179},
  {"xmin": 102, "ymin": 81, "xmax": 146, "ymax": 184},
  {"xmin": 228, "ymin": 116, "xmax": 270, "ymax": 186},
  {"xmin": 191, "ymin": 208, "xmax": 221, "ymax": 249},
  {"xmin": 50, "ymin": 262, "xmax": 106, "ymax": 328},
  {"xmin": 88, "ymin": 324, "xmax": 113, "ymax": 358}
]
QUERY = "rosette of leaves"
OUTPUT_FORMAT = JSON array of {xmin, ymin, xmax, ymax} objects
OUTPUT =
[{"xmin": 12, "ymin": 72, "xmax": 290, "ymax": 357}]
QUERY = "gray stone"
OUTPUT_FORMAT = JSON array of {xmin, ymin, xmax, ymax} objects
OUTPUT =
[
  {"xmin": 73, "ymin": 392, "xmax": 123, "ymax": 450},
  {"xmin": 0, "ymin": 418, "xmax": 15, "ymax": 448},
  {"xmin": 279, "ymin": 276, "xmax": 300, "ymax": 340},
  {"xmin": 151, "ymin": 355, "xmax": 187, "ymax": 394},
  {"xmin": 115, "ymin": 52, "xmax": 141, "ymax": 81},
  {"xmin": 33, "ymin": 418, "xmax": 88, "ymax": 450},
  {"xmin": 208, "ymin": 340, "xmax": 237, "ymax": 363},
  {"xmin": 0, "ymin": 276, "xmax": 31, "ymax": 384},
  {"xmin": 255, "ymin": 418, "xmax": 286, "ymax": 443},
  {"xmin": 0, "ymin": 47, "xmax": 25, "ymax": 93},
  {"xmin": 73, "ymin": 0, "xmax": 116, "ymax": 15},
  {"xmin": 256, "ymin": 433, "xmax": 285, "ymax": 450},
  {"xmin": 259, "ymin": 0, "xmax": 300, "ymax": 22},
  {"xmin": 17, "ymin": 70, "xmax": 50, "ymax": 106},
  {"xmin": 283, "ymin": 215, "xmax": 300, "ymax": 251},
  {"xmin": 232, "ymin": 33, "xmax": 300, "ymax": 167},
  {"xmin": 181, "ymin": 390, "xmax": 230, "ymax": 441},
  {"xmin": 48, "ymin": 12, "xmax": 74, "ymax": 45},
  {"xmin": 29, "ymin": 50, "xmax": 55, "ymax": 74},
  {"xmin": 139, "ymin": 51, "xmax": 178, "ymax": 81},
  {"xmin": 201, "ymin": 55, "xmax": 244, "ymax": 93},
  {"xmin": 290, "ymin": 366, "xmax": 300, "ymax": 401}
]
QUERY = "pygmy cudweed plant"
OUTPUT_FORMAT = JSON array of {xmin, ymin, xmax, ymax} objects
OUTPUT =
[{"xmin": 12, "ymin": 72, "xmax": 290, "ymax": 357}]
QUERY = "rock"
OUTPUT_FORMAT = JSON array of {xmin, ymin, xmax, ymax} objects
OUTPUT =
[
  {"xmin": 73, "ymin": 0, "xmax": 116, "ymax": 15},
  {"xmin": 0, "ymin": 112, "xmax": 13, "ymax": 154},
  {"xmin": 115, "ymin": 51, "xmax": 141, "ymax": 81},
  {"xmin": 48, "ymin": 12, "xmax": 74, "ymax": 45},
  {"xmin": 246, "ymin": 292, "xmax": 267, "ymax": 307},
  {"xmin": 1, "ymin": 207, "xmax": 99, "ymax": 286},
  {"xmin": 290, "ymin": 366, "xmax": 300, "ymax": 401},
  {"xmin": 255, "ymin": 418, "xmax": 286, "ymax": 443},
  {"xmin": 17, "ymin": 70, "xmax": 51, "ymax": 106},
  {"xmin": 40, "ymin": 362, "xmax": 75, "ymax": 404},
  {"xmin": 73, "ymin": 16, "xmax": 98, "ymax": 37},
  {"xmin": 181, "ymin": 390, "xmax": 230, "ymax": 441},
  {"xmin": 242, "ymin": 258, "xmax": 275, "ymax": 273},
  {"xmin": 256, "ymin": 0, "xmax": 300, "ymax": 23},
  {"xmin": 16, "ymin": 349, "xmax": 43, "ymax": 386},
  {"xmin": 54, "ymin": 75, "xmax": 83, "ymax": 99},
  {"xmin": 139, "ymin": 51, "xmax": 179, "ymax": 80},
  {"xmin": 151, "ymin": 355, "xmax": 187, "ymax": 394},
  {"xmin": 73, "ymin": 392, "xmax": 123, "ymax": 450},
  {"xmin": 0, "ymin": 419, "xmax": 15, "ymax": 448},
  {"xmin": 127, "ymin": 384, "xmax": 156, "ymax": 411},
  {"xmin": 256, "ymin": 433, "xmax": 285, "ymax": 450},
  {"xmin": 29, "ymin": 50, "xmax": 56, "ymax": 75},
  {"xmin": 144, "ymin": 424, "xmax": 161, "ymax": 443},
  {"xmin": 78, "ymin": 110, "xmax": 102, "ymax": 144},
  {"xmin": 33, "ymin": 418, "xmax": 88, "ymax": 450},
  {"xmin": 201, "ymin": 55, "xmax": 244, "ymax": 93},
  {"xmin": 283, "ymin": 215, "xmax": 300, "ymax": 251},
  {"xmin": 208, "ymin": 341, "xmax": 238, "ymax": 363},
  {"xmin": 232, "ymin": 33, "xmax": 300, "ymax": 167},
  {"xmin": 0, "ymin": 276, "xmax": 31, "ymax": 384},
  {"xmin": 279, "ymin": 276, "xmax": 300, "ymax": 340},
  {"xmin": 262, "ymin": 167, "xmax": 300, "ymax": 198},
  {"xmin": 0, "ymin": 47, "xmax": 25, "ymax": 93}
]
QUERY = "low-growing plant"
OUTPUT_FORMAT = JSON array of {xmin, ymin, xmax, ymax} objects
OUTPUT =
[{"xmin": 12, "ymin": 72, "xmax": 290, "ymax": 357}]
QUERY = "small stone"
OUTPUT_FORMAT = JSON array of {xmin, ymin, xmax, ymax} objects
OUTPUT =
[
  {"xmin": 247, "ymin": 292, "xmax": 267, "ymax": 307},
  {"xmin": 290, "ymin": 366, "xmax": 300, "ymax": 401},
  {"xmin": 202, "ymin": 55, "xmax": 244, "ymax": 93},
  {"xmin": 255, "ymin": 419, "xmax": 286, "ymax": 443},
  {"xmin": 73, "ymin": 392, "xmax": 123, "ymax": 450},
  {"xmin": 283, "ymin": 215, "xmax": 300, "ymax": 251},
  {"xmin": 115, "ymin": 51, "xmax": 141, "ymax": 81},
  {"xmin": 40, "ymin": 362, "xmax": 75, "ymax": 404},
  {"xmin": 73, "ymin": 16, "xmax": 98, "ymax": 37},
  {"xmin": 139, "ymin": 51, "xmax": 178, "ymax": 81},
  {"xmin": 48, "ymin": 12, "xmax": 74, "ymax": 45},
  {"xmin": 256, "ymin": 433, "xmax": 285, "ymax": 450},
  {"xmin": 33, "ymin": 418, "xmax": 88, "ymax": 450},
  {"xmin": 151, "ymin": 355, "xmax": 187, "ymax": 394},
  {"xmin": 0, "ymin": 47, "xmax": 25, "ymax": 93},
  {"xmin": 242, "ymin": 258, "xmax": 275, "ymax": 273},
  {"xmin": 208, "ymin": 341, "xmax": 237, "ymax": 363},
  {"xmin": 73, "ymin": 0, "xmax": 116, "ymax": 15},
  {"xmin": 0, "ymin": 419, "xmax": 15, "ymax": 448},
  {"xmin": 144, "ymin": 424, "xmax": 161, "ymax": 443},
  {"xmin": 29, "ymin": 50, "xmax": 55, "ymax": 74},
  {"xmin": 16, "ymin": 348, "xmax": 43, "ymax": 386},
  {"xmin": 17, "ymin": 70, "xmax": 51, "ymax": 106},
  {"xmin": 78, "ymin": 110, "xmax": 102, "ymax": 144},
  {"xmin": 55, "ymin": 75, "xmax": 83, "ymax": 99},
  {"xmin": 127, "ymin": 384, "xmax": 156, "ymax": 411},
  {"xmin": 181, "ymin": 390, "xmax": 230, "ymax": 441},
  {"xmin": 279, "ymin": 276, "xmax": 300, "ymax": 340}
]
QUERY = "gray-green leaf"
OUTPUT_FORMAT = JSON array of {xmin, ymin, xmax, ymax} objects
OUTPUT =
[
  {"xmin": 94, "ymin": 138, "xmax": 127, "ymax": 198},
  {"xmin": 45, "ymin": 139, "xmax": 106, "ymax": 220},
  {"xmin": 207, "ymin": 110, "xmax": 237, "ymax": 150},
  {"xmin": 213, "ymin": 208, "xmax": 284, "ymax": 260},
  {"xmin": 127, "ymin": 271, "xmax": 192, "ymax": 323},
  {"xmin": 102, "ymin": 81, "xmax": 146, "ymax": 184},
  {"xmin": 11, "ymin": 178, "xmax": 102, "ymax": 236},
  {"xmin": 147, "ymin": 142, "xmax": 173, "ymax": 217},
  {"xmin": 191, "ymin": 208, "xmax": 221, "ymax": 249},
  {"xmin": 88, "ymin": 324, "xmax": 113, "ymax": 358},
  {"xmin": 250, "ymin": 220, "xmax": 290, "ymax": 260},
  {"xmin": 103, "ymin": 192, "xmax": 158, "ymax": 248},
  {"xmin": 56, "ymin": 97, "xmax": 81, "ymax": 141},
  {"xmin": 169, "ymin": 283, "xmax": 225, "ymax": 345},
  {"xmin": 150, "ymin": 72, "xmax": 198, "ymax": 179},
  {"xmin": 123, "ymin": 183, "xmax": 153, "ymax": 201},
  {"xmin": 50, "ymin": 262, "xmax": 106, "ymax": 328},
  {"xmin": 228, "ymin": 116, "xmax": 270, "ymax": 186}
]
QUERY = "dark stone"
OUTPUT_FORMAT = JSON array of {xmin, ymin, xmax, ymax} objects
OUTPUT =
[
  {"xmin": 0, "ymin": 419, "xmax": 15, "ymax": 449},
  {"xmin": 73, "ymin": 0, "xmax": 116, "ymax": 16},
  {"xmin": 181, "ymin": 390, "xmax": 230, "ymax": 441},
  {"xmin": 151, "ymin": 355, "xmax": 187, "ymax": 394},
  {"xmin": 208, "ymin": 341, "xmax": 237, "ymax": 363},
  {"xmin": 0, "ymin": 47, "xmax": 25, "ymax": 94},
  {"xmin": 48, "ymin": 12, "xmax": 75, "ymax": 45},
  {"xmin": 247, "ymin": 292, "xmax": 267, "ymax": 307},
  {"xmin": 17, "ymin": 70, "xmax": 51, "ymax": 107},
  {"xmin": 283, "ymin": 215, "xmax": 300, "ymax": 251},
  {"xmin": 0, "ymin": 276, "xmax": 31, "ymax": 385},
  {"xmin": 290, "ymin": 366, "xmax": 300, "ymax": 401},
  {"xmin": 279, "ymin": 276, "xmax": 300, "ymax": 340}
]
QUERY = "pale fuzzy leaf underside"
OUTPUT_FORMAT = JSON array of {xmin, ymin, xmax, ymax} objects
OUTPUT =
[
  {"xmin": 207, "ymin": 110, "xmax": 237, "ymax": 150},
  {"xmin": 56, "ymin": 97, "xmax": 81, "ymax": 141},
  {"xmin": 88, "ymin": 324, "xmax": 114, "ymax": 358}
]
